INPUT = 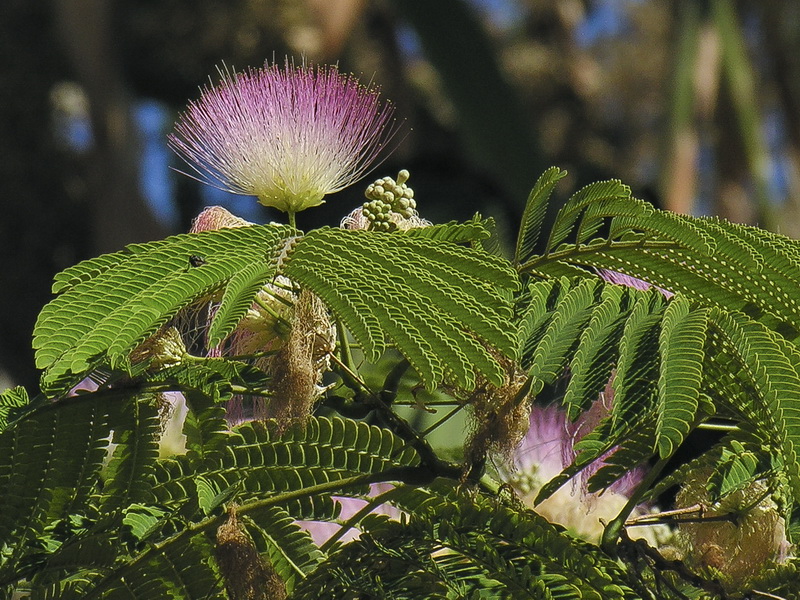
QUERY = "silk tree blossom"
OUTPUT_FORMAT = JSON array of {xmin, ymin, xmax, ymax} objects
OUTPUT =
[
  {"xmin": 498, "ymin": 395, "xmax": 668, "ymax": 546},
  {"xmin": 169, "ymin": 61, "xmax": 397, "ymax": 217}
]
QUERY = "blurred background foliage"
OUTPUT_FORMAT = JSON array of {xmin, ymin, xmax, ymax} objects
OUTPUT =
[{"xmin": 4, "ymin": 0, "xmax": 800, "ymax": 391}]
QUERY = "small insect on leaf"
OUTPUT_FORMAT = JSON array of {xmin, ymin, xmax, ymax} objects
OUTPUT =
[{"xmin": 188, "ymin": 255, "xmax": 207, "ymax": 268}]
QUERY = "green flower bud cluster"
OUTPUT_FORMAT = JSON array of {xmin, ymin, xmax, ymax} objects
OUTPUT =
[{"xmin": 362, "ymin": 169, "xmax": 416, "ymax": 232}]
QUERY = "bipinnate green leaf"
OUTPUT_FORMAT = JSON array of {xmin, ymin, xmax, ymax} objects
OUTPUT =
[
  {"xmin": 0, "ymin": 395, "xmax": 122, "ymax": 580},
  {"xmin": 710, "ymin": 310, "xmax": 800, "ymax": 497},
  {"xmin": 283, "ymin": 227, "xmax": 519, "ymax": 391},
  {"xmin": 244, "ymin": 505, "xmax": 324, "ymax": 592},
  {"xmin": 98, "ymin": 396, "xmax": 161, "ymax": 513},
  {"xmin": 706, "ymin": 440, "xmax": 762, "ymax": 501},
  {"xmin": 521, "ymin": 172, "xmax": 800, "ymax": 343},
  {"xmin": 122, "ymin": 503, "xmax": 169, "ymax": 541},
  {"xmin": 655, "ymin": 297, "xmax": 707, "ymax": 458},
  {"xmin": 34, "ymin": 224, "xmax": 292, "ymax": 393},
  {"xmin": 0, "ymin": 386, "xmax": 29, "ymax": 432},
  {"xmin": 150, "ymin": 416, "xmax": 420, "ymax": 507},
  {"xmin": 206, "ymin": 260, "xmax": 282, "ymax": 348},
  {"xmin": 292, "ymin": 483, "xmax": 639, "ymax": 599},
  {"xmin": 36, "ymin": 217, "xmax": 518, "ymax": 395},
  {"xmin": 401, "ymin": 216, "xmax": 492, "ymax": 243},
  {"xmin": 514, "ymin": 166, "xmax": 567, "ymax": 266}
]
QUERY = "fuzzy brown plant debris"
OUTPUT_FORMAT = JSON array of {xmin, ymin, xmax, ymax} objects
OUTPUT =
[
  {"xmin": 464, "ymin": 352, "xmax": 531, "ymax": 469},
  {"xmin": 215, "ymin": 506, "xmax": 286, "ymax": 600},
  {"xmin": 262, "ymin": 288, "xmax": 334, "ymax": 430}
]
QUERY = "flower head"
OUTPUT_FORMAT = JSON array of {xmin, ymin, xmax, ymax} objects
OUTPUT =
[
  {"xmin": 169, "ymin": 60, "xmax": 397, "ymax": 215},
  {"xmin": 498, "ymin": 396, "xmax": 666, "ymax": 546},
  {"xmin": 675, "ymin": 468, "xmax": 791, "ymax": 592}
]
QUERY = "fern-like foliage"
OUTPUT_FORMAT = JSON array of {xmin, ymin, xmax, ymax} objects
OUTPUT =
[
  {"xmin": 149, "ymin": 416, "xmax": 419, "ymax": 510},
  {"xmin": 290, "ymin": 483, "xmax": 640, "ymax": 599},
  {"xmin": 0, "ymin": 395, "xmax": 124, "ymax": 587},
  {"xmin": 0, "ymin": 409, "xmax": 422, "ymax": 599},
  {"xmin": 0, "ymin": 386, "xmax": 28, "ymax": 432},
  {"xmin": 521, "ymin": 168, "xmax": 800, "ymax": 340},
  {"xmin": 513, "ymin": 170, "xmax": 800, "ymax": 516},
  {"xmin": 9, "ymin": 166, "xmax": 800, "ymax": 599},
  {"xmin": 284, "ymin": 226, "xmax": 519, "ymax": 390},
  {"xmin": 34, "ymin": 220, "xmax": 517, "ymax": 396},
  {"xmin": 33, "ymin": 225, "xmax": 293, "ymax": 394}
]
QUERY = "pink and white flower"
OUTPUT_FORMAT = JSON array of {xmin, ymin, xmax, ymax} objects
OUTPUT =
[
  {"xmin": 499, "ymin": 396, "xmax": 666, "ymax": 546},
  {"xmin": 169, "ymin": 60, "xmax": 397, "ymax": 215}
]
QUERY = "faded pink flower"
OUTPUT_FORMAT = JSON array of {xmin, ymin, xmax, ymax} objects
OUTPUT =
[
  {"xmin": 298, "ymin": 483, "xmax": 403, "ymax": 547},
  {"xmin": 169, "ymin": 60, "xmax": 397, "ymax": 215},
  {"xmin": 499, "ymin": 395, "xmax": 664, "ymax": 545},
  {"xmin": 189, "ymin": 204, "xmax": 253, "ymax": 232},
  {"xmin": 597, "ymin": 269, "xmax": 673, "ymax": 298}
]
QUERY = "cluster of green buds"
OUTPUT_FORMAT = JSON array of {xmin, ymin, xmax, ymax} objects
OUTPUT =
[{"xmin": 361, "ymin": 170, "xmax": 416, "ymax": 232}]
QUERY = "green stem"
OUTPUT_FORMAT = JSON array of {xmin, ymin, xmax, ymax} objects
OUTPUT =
[
  {"xmin": 7, "ymin": 381, "xmax": 183, "ymax": 428},
  {"xmin": 326, "ymin": 340, "xmax": 453, "ymax": 475},
  {"xmin": 601, "ymin": 454, "xmax": 671, "ymax": 555},
  {"xmin": 520, "ymin": 239, "xmax": 679, "ymax": 274},
  {"xmin": 696, "ymin": 421, "xmax": 739, "ymax": 432},
  {"xmin": 333, "ymin": 320, "xmax": 361, "ymax": 395},
  {"xmin": 419, "ymin": 404, "xmax": 463, "ymax": 437},
  {"xmin": 287, "ymin": 211, "xmax": 297, "ymax": 229},
  {"xmin": 261, "ymin": 285, "xmax": 295, "ymax": 309},
  {"xmin": 319, "ymin": 485, "xmax": 407, "ymax": 553},
  {"xmin": 253, "ymin": 295, "xmax": 292, "ymax": 333}
]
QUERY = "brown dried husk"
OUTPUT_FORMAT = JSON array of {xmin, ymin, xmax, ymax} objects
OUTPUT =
[
  {"xmin": 258, "ymin": 288, "xmax": 334, "ymax": 431},
  {"xmin": 215, "ymin": 506, "xmax": 286, "ymax": 600},
  {"xmin": 464, "ymin": 352, "xmax": 531, "ymax": 469}
]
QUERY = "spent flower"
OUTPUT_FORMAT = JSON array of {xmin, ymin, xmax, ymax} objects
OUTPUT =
[{"xmin": 169, "ymin": 60, "xmax": 397, "ymax": 218}]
